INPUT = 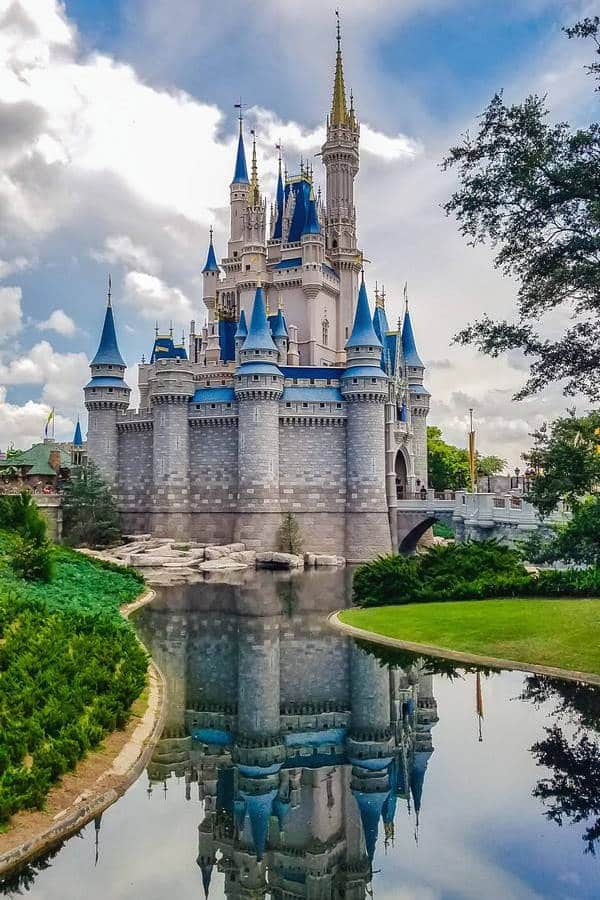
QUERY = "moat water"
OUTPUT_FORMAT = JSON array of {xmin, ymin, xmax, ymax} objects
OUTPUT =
[{"xmin": 1, "ymin": 569, "xmax": 599, "ymax": 899}]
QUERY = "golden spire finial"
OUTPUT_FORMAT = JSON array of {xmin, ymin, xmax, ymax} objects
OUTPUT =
[
  {"xmin": 331, "ymin": 10, "xmax": 348, "ymax": 126},
  {"xmin": 249, "ymin": 129, "xmax": 260, "ymax": 206}
]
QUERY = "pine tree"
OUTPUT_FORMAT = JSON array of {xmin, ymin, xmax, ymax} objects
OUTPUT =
[
  {"xmin": 278, "ymin": 511, "xmax": 302, "ymax": 555},
  {"xmin": 62, "ymin": 463, "xmax": 121, "ymax": 547}
]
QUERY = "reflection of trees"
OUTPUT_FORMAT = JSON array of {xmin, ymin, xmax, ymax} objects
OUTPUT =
[
  {"xmin": 0, "ymin": 840, "xmax": 64, "ymax": 894},
  {"xmin": 357, "ymin": 639, "xmax": 496, "ymax": 679},
  {"xmin": 521, "ymin": 675, "xmax": 600, "ymax": 855}
]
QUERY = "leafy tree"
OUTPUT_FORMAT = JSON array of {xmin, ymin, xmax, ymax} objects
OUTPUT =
[
  {"xmin": 523, "ymin": 410, "xmax": 600, "ymax": 514},
  {"xmin": 522, "ymin": 495, "xmax": 600, "ymax": 567},
  {"xmin": 443, "ymin": 18, "xmax": 600, "ymax": 400},
  {"xmin": 427, "ymin": 426, "xmax": 506, "ymax": 490},
  {"xmin": 62, "ymin": 463, "xmax": 121, "ymax": 548}
]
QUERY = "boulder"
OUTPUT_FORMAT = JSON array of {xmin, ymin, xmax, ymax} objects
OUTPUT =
[
  {"xmin": 199, "ymin": 558, "xmax": 249, "ymax": 572},
  {"xmin": 304, "ymin": 552, "xmax": 316, "ymax": 566},
  {"xmin": 314, "ymin": 554, "xmax": 339, "ymax": 566},
  {"xmin": 256, "ymin": 552, "xmax": 303, "ymax": 569},
  {"xmin": 123, "ymin": 534, "xmax": 152, "ymax": 543},
  {"xmin": 130, "ymin": 554, "xmax": 187, "ymax": 567},
  {"xmin": 228, "ymin": 550, "xmax": 257, "ymax": 565},
  {"xmin": 204, "ymin": 546, "xmax": 227, "ymax": 560}
]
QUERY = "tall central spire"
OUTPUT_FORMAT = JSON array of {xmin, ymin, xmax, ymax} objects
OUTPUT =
[
  {"xmin": 330, "ymin": 11, "xmax": 348, "ymax": 126},
  {"xmin": 249, "ymin": 130, "xmax": 260, "ymax": 206}
]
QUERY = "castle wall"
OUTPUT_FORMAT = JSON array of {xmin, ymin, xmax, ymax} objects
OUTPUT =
[
  {"xmin": 279, "ymin": 421, "xmax": 346, "ymax": 555},
  {"xmin": 279, "ymin": 625, "xmax": 349, "ymax": 706},
  {"xmin": 235, "ymin": 398, "xmax": 282, "ymax": 548},
  {"xmin": 189, "ymin": 422, "xmax": 238, "ymax": 543},
  {"xmin": 118, "ymin": 427, "xmax": 153, "ymax": 526},
  {"xmin": 86, "ymin": 407, "xmax": 119, "ymax": 486}
]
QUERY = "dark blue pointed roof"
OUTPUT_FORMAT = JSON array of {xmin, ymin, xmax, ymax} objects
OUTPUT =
[
  {"xmin": 353, "ymin": 789, "xmax": 387, "ymax": 864},
  {"xmin": 202, "ymin": 231, "xmax": 219, "ymax": 273},
  {"xmin": 402, "ymin": 307, "xmax": 424, "ymax": 368},
  {"xmin": 273, "ymin": 163, "xmax": 284, "ymax": 240},
  {"xmin": 241, "ymin": 286, "xmax": 278, "ymax": 353},
  {"xmin": 346, "ymin": 278, "xmax": 382, "ymax": 349},
  {"xmin": 72, "ymin": 419, "xmax": 83, "ymax": 447},
  {"xmin": 303, "ymin": 196, "xmax": 320, "ymax": 235},
  {"xmin": 232, "ymin": 127, "xmax": 249, "ymax": 184},
  {"xmin": 235, "ymin": 309, "xmax": 248, "ymax": 339},
  {"xmin": 240, "ymin": 789, "xmax": 277, "ymax": 861},
  {"xmin": 91, "ymin": 302, "xmax": 125, "ymax": 367}
]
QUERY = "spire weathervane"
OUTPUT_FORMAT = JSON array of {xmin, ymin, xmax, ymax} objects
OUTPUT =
[
  {"xmin": 404, "ymin": 281, "xmax": 409, "ymax": 312},
  {"xmin": 234, "ymin": 99, "xmax": 245, "ymax": 132},
  {"xmin": 107, "ymin": 273, "xmax": 112, "ymax": 307}
]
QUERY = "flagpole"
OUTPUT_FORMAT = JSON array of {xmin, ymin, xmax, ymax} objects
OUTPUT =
[{"xmin": 468, "ymin": 407, "xmax": 476, "ymax": 493}]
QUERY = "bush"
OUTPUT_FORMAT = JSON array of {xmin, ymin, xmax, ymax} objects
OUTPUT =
[
  {"xmin": 278, "ymin": 512, "xmax": 303, "ymax": 555},
  {"xmin": 352, "ymin": 539, "xmax": 599, "ymax": 607},
  {"xmin": 10, "ymin": 536, "xmax": 54, "ymax": 582},
  {"xmin": 62, "ymin": 463, "xmax": 121, "ymax": 548}
]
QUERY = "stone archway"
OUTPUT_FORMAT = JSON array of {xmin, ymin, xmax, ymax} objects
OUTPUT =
[
  {"xmin": 395, "ymin": 449, "xmax": 408, "ymax": 500},
  {"xmin": 398, "ymin": 515, "xmax": 438, "ymax": 554}
]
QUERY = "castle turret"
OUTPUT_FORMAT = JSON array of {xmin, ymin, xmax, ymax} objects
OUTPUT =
[
  {"xmin": 202, "ymin": 227, "xmax": 219, "ymax": 325},
  {"xmin": 341, "ymin": 276, "xmax": 392, "ymax": 560},
  {"xmin": 148, "ymin": 354, "xmax": 194, "ymax": 538},
  {"xmin": 234, "ymin": 309, "xmax": 248, "ymax": 364},
  {"xmin": 84, "ymin": 278, "xmax": 130, "ymax": 485},
  {"xmin": 270, "ymin": 306, "xmax": 288, "ymax": 364},
  {"xmin": 321, "ymin": 15, "xmax": 361, "ymax": 349},
  {"xmin": 234, "ymin": 284, "xmax": 284, "ymax": 547},
  {"xmin": 229, "ymin": 115, "xmax": 250, "ymax": 257},
  {"xmin": 271, "ymin": 149, "xmax": 284, "ymax": 241},
  {"xmin": 402, "ymin": 294, "xmax": 429, "ymax": 489}
]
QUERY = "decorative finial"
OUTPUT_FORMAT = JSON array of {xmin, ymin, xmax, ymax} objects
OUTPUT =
[
  {"xmin": 107, "ymin": 273, "xmax": 112, "ymax": 307},
  {"xmin": 209, "ymin": 225, "xmax": 213, "ymax": 244},
  {"xmin": 336, "ymin": 8, "xmax": 341, "ymax": 48},
  {"xmin": 381, "ymin": 283, "xmax": 386, "ymax": 304},
  {"xmin": 155, "ymin": 321, "xmax": 159, "ymax": 337},
  {"xmin": 141, "ymin": 353, "xmax": 146, "ymax": 364},
  {"xmin": 249, "ymin": 129, "xmax": 260, "ymax": 206},
  {"xmin": 404, "ymin": 281, "xmax": 409, "ymax": 312},
  {"xmin": 169, "ymin": 320, "xmax": 173, "ymax": 337},
  {"xmin": 276, "ymin": 141, "xmax": 282, "ymax": 171},
  {"xmin": 234, "ymin": 99, "xmax": 245, "ymax": 133},
  {"xmin": 374, "ymin": 280, "xmax": 379, "ymax": 299}
]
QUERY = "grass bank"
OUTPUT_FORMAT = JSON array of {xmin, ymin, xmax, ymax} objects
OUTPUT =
[
  {"xmin": 339, "ymin": 599, "xmax": 600, "ymax": 676},
  {"xmin": 0, "ymin": 530, "xmax": 147, "ymax": 826}
]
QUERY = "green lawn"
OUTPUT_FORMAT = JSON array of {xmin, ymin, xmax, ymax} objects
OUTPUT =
[{"xmin": 339, "ymin": 599, "xmax": 600, "ymax": 676}]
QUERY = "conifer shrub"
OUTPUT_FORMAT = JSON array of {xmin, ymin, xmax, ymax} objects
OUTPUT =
[{"xmin": 278, "ymin": 512, "xmax": 303, "ymax": 555}]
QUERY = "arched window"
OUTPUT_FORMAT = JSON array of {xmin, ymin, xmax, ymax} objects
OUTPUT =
[{"xmin": 322, "ymin": 313, "xmax": 329, "ymax": 346}]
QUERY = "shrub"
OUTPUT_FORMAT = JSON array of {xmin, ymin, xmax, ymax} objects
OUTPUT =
[
  {"xmin": 10, "ymin": 536, "xmax": 54, "ymax": 582},
  {"xmin": 353, "ymin": 554, "xmax": 419, "ymax": 607},
  {"xmin": 62, "ymin": 463, "xmax": 121, "ymax": 548},
  {"xmin": 278, "ymin": 512, "xmax": 303, "ymax": 555}
]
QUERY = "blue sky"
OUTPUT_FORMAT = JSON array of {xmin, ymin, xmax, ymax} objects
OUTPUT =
[{"xmin": 0, "ymin": 0, "xmax": 595, "ymax": 460}]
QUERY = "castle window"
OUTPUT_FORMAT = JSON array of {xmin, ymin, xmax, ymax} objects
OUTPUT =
[
  {"xmin": 319, "ymin": 403, "xmax": 325, "ymax": 408},
  {"xmin": 310, "ymin": 379, "xmax": 315, "ymax": 385},
  {"xmin": 286, "ymin": 402, "xmax": 291, "ymax": 408},
  {"xmin": 272, "ymin": 376, "xmax": 277, "ymax": 381},
  {"xmin": 233, "ymin": 251, "xmax": 238, "ymax": 257},
  {"xmin": 345, "ymin": 326, "xmax": 349, "ymax": 339},
  {"xmin": 226, "ymin": 403, "xmax": 231, "ymax": 408},
  {"xmin": 336, "ymin": 403, "xmax": 342, "ymax": 409},
  {"xmin": 302, "ymin": 402, "xmax": 308, "ymax": 408},
  {"xmin": 293, "ymin": 378, "xmax": 298, "ymax": 384},
  {"xmin": 371, "ymin": 378, "xmax": 377, "ymax": 384},
  {"xmin": 108, "ymin": 388, "xmax": 113, "ymax": 393},
  {"xmin": 254, "ymin": 350, "xmax": 259, "ymax": 356},
  {"xmin": 245, "ymin": 264, "xmax": 250, "ymax": 271},
  {"xmin": 327, "ymin": 379, "xmax": 332, "ymax": 385},
  {"xmin": 352, "ymin": 378, "xmax": 358, "ymax": 384},
  {"xmin": 211, "ymin": 404, "xmax": 216, "ymax": 409},
  {"xmin": 108, "ymin": 365, "xmax": 113, "ymax": 370},
  {"xmin": 221, "ymin": 379, "xmax": 226, "ymax": 385},
  {"xmin": 196, "ymin": 405, "xmax": 200, "ymax": 410},
  {"xmin": 253, "ymin": 375, "xmax": 259, "ymax": 381}
]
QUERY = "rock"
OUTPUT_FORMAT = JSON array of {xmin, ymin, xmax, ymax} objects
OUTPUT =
[
  {"xmin": 314, "ymin": 554, "xmax": 339, "ymax": 566},
  {"xmin": 204, "ymin": 546, "xmax": 227, "ymax": 560},
  {"xmin": 229, "ymin": 550, "xmax": 257, "ymax": 565},
  {"xmin": 171, "ymin": 542, "xmax": 191, "ymax": 551},
  {"xmin": 123, "ymin": 534, "xmax": 151, "ymax": 543},
  {"xmin": 199, "ymin": 558, "xmax": 248, "ymax": 572},
  {"xmin": 130, "ymin": 554, "xmax": 187, "ymax": 567},
  {"xmin": 304, "ymin": 552, "xmax": 316, "ymax": 566},
  {"xmin": 256, "ymin": 551, "xmax": 303, "ymax": 569},
  {"xmin": 225, "ymin": 542, "xmax": 246, "ymax": 552},
  {"xmin": 336, "ymin": 557, "xmax": 346, "ymax": 566}
]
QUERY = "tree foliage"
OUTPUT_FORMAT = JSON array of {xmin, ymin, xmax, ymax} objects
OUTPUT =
[
  {"xmin": 523, "ymin": 409, "xmax": 600, "ymax": 514},
  {"xmin": 427, "ymin": 426, "xmax": 506, "ymax": 491},
  {"xmin": 62, "ymin": 463, "xmax": 121, "ymax": 548},
  {"xmin": 278, "ymin": 512, "xmax": 303, "ymax": 555},
  {"xmin": 0, "ymin": 491, "xmax": 53, "ymax": 581},
  {"xmin": 443, "ymin": 19, "xmax": 600, "ymax": 400}
]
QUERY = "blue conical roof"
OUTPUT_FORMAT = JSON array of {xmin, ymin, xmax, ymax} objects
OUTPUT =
[
  {"xmin": 402, "ymin": 308, "xmax": 424, "ymax": 368},
  {"xmin": 202, "ymin": 231, "xmax": 219, "ymax": 273},
  {"xmin": 235, "ymin": 309, "xmax": 248, "ymax": 339},
  {"xmin": 271, "ymin": 307, "xmax": 288, "ymax": 338},
  {"xmin": 91, "ymin": 302, "xmax": 125, "ymax": 367},
  {"xmin": 346, "ymin": 277, "xmax": 382, "ymax": 349},
  {"xmin": 302, "ymin": 196, "xmax": 321, "ymax": 235},
  {"xmin": 240, "ymin": 789, "xmax": 277, "ymax": 861},
  {"xmin": 72, "ymin": 419, "xmax": 83, "ymax": 447},
  {"xmin": 353, "ymin": 789, "xmax": 387, "ymax": 864},
  {"xmin": 410, "ymin": 750, "xmax": 431, "ymax": 814},
  {"xmin": 232, "ymin": 127, "xmax": 249, "ymax": 184},
  {"xmin": 241, "ymin": 286, "xmax": 278, "ymax": 352}
]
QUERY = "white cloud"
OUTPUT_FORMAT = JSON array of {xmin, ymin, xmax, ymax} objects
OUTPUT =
[
  {"xmin": 0, "ymin": 340, "xmax": 88, "ymax": 406},
  {"xmin": 0, "ymin": 255, "xmax": 30, "ymax": 279},
  {"xmin": 0, "ymin": 285, "xmax": 23, "ymax": 339},
  {"xmin": 123, "ymin": 271, "xmax": 193, "ymax": 324},
  {"xmin": 91, "ymin": 234, "xmax": 161, "ymax": 275},
  {"xmin": 37, "ymin": 307, "xmax": 76, "ymax": 335},
  {"xmin": 0, "ymin": 386, "xmax": 74, "ymax": 448}
]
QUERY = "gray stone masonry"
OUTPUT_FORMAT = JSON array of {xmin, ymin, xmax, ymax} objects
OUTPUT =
[
  {"xmin": 349, "ymin": 643, "xmax": 391, "ymax": 734},
  {"xmin": 344, "ymin": 398, "xmax": 392, "ymax": 561},
  {"xmin": 237, "ymin": 618, "xmax": 281, "ymax": 737}
]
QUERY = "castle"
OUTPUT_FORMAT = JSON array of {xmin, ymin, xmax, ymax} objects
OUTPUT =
[{"xmin": 84, "ymin": 24, "xmax": 430, "ymax": 561}]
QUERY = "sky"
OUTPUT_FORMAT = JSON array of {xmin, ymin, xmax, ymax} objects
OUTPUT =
[{"xmin": 0, "ymin": 0, "xmax": 597, "ymax": 464}]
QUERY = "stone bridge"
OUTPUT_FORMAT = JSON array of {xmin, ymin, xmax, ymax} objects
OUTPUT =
[{"xmin": 395, "ymin": 491, "xmax": 565, "ymax": 553}]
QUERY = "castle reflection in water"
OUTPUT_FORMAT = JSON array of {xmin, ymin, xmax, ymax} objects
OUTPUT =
[{"xmin": 135, "ymin": 569, "xmax": 438, "ymax": 899}]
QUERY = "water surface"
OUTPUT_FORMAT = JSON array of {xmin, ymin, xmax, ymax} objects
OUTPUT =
[{"xmin": 2, "ymin": 569, "xmax": 598, "ymax": 899}]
